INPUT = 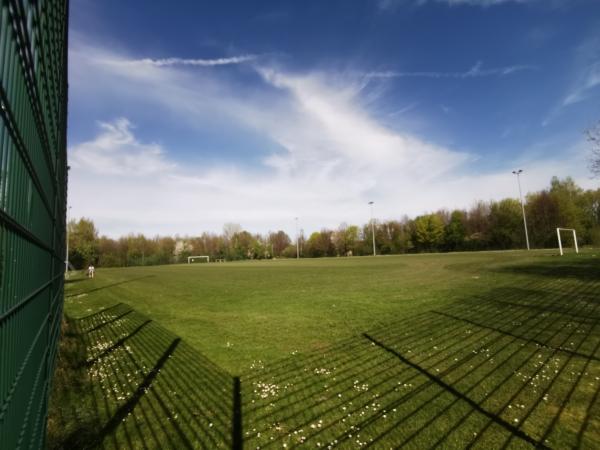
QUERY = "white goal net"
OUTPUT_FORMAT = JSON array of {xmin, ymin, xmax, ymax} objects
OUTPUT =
[
  {"xmin": 188, "ymin": 255, "xmax": 210, "ymax": 264},
  {"xmin": 556, "ymin": 228, "xmax": 579, "ymax": 256}
]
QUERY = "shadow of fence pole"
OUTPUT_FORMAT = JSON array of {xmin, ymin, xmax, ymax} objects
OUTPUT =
[
  {"xmin": 362, "ymin": 332, "xmax": 549, "ymax": 450},
  {"xmin": 233, "ymin": 377, "xmax": 243, "ymax": 450},
  {"xmin": 91, "ymin": 338, "xmax": 182, "ymax": 446}
]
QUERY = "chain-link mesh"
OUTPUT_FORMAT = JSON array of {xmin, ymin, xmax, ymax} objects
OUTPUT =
[{"xmin": 0, "ymin": 0, "xmax": 69, "ymax": 447}]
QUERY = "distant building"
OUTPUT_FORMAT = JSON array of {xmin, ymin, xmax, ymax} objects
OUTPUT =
[{"xmin": 174, "ymin": 239, "xmax": 193, "ymax": 257}]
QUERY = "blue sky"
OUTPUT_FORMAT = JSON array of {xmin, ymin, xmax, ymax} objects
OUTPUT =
[{"xmin": 68, "ymin": 0, "xmax": 600, "ymax": 237}]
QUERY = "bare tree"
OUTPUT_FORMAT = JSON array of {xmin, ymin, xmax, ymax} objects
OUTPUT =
[
  {"xmin": 588, "ymin": 121, "xmax": 600, "ymax": 178},
  {"xmin": 222, "ymin": 223, "xmax": 242, "ymax": 241}
]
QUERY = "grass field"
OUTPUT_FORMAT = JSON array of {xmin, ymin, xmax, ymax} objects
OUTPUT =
[{"xmin": 49, "ymin": 250, "xmax": 600, "ymax": 449}]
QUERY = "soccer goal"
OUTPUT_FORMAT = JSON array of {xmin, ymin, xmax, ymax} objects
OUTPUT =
[
  {"xmin": 556, "ymin": 228, "xmax": 579, "ymax": 256},
  {"xmin": 188, "ymin": 255, "xmax": 210, "ymax": 264}
]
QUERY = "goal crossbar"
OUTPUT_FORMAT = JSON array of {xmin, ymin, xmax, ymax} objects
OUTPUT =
[
  {"xmin": 188, "ymin": 255, "xmax": 210, "ymax": 263},
  {"xmin": 556, "ymin": 228, "xmax": 579, "ymax": 256}
]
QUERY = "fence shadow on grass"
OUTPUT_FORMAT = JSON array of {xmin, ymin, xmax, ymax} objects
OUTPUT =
[
  {"xmin": 51, "ymin": 257, "xmax": 600, "ymax": 449},
  {"xmin": 496, "ymin": 257, "xmax": 600, "ymax": 282},
  {"xmin": 240, "ymin": 263, "xmax": 600, "ymax": 449},
  {"xmin": 51, "ymin": 304, "xmax": 235, "ymax": 449}
]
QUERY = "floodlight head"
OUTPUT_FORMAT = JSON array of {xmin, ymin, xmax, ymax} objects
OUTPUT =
[
  {"xmin": 512, "ymin": 169, "xmax": 523, "ymax": 175},
  {"xmin": 368, "ymin": 201, "xmax": 374, "ymax": 205}
]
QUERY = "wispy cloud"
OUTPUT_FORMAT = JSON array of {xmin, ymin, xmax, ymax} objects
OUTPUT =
[
  {"xmin": 442, "ymin": 0, "xmax": 534, "ymax": 5},
  {"xmin": 379, "ymin": 0, "xmax": 536, "ymax": 10},
  {"xmin": 113, "ymin": 54, "xmax": 258, "ymax": 67},
  {"xmin": 366, "ymin": 61, "xmax": 535, "ymax": 79},
  {"xmin": 562, "ymin": 60, "xmax": 600, "ymax": 106},
  {"xmin": 542, "ymin": 37, "xmax": 600, "ymax": 126},
  {"xmin": 68, "ymin": 38, "xmax": 592, "ymax": 237},
  {"xmin": 388, "ymin": 102, "xmax": 420, "ymax": 117}
]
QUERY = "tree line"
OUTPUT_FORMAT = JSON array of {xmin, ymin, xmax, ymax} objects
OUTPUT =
[{"xmin": 67, "ymin": 176, "xmax": 600, "ymax": 269}]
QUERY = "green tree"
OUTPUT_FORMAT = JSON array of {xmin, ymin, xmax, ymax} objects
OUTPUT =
[
  {"xmin": 526, "ymin": 177, "xmax": 585, "ymax": 248},
  {"xmin": 577, "ymin": 188, "xmax": 600, "ymax": 244},
  {"xmin": 412, "ymin": 214, "xmax": 444, "ymax": 251},
  {"xmin": 465, "ymin": 201, "xmax": 491, "ymax": 250},
  {"xmin": 125, "ymin": 234, "xmax": 151, "ymax": 266},
  {"xmin": 488, "ymin": 199, "xmax": 523, "ymax": 249},
  {"xmin": 587, "ymin": 121, "xmax": 600, "ymax": 178},
  {"xmin": 155, "ymin": 236, "xmax": 176, "ymax": 265},
  {"xmin": 333, "ymin": 223, "xmax": 359, "ymax": 256},
  {"xmin": 230, "ymin": 231, "xmax": 258, "ymax": 260},
  {"xmin": 68, "ymin": 218, "xmax": 98, "ymax": 269},
  {"xmin": 281, "ymin": 244, "xmax": 298, "ymax": 258},
  {"xmin": 443, "ymin": 210, "xmax": 466, "ymax": 251},
  {"xmin": 97, "ymin": 236, "xmax": 121, "ymax": 267},
  {"xmin": 306, "ymin": 230, "xmax": 335, "ymax": 257},
  {"xmin": 550, "ymin": 176, "xmax": 584, "ymax": 231},
  {"xmin": 526, "ymin": 191, "xmax": 559, "ymax": 248}
]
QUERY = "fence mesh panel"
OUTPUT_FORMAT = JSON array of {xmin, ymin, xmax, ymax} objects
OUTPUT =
[{"xmin": 0, "ymin": 0, "xmax": 69, "ymax": 447}]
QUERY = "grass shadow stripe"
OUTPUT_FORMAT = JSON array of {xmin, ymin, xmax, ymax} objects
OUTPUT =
[
  {"xmin": 492, "ymin": 299, "xmax": 599, "ymax": 324},
  {"xmin": 245, "ymin": 295, "xmax": 553, "ymax": 442},
  {"xmin": 233, "ymin": 377, "xmax": 243, "ymax": 450},
  {"xmin": 73, "ymin": 302, "xmax": 126, "ymax": 321},
  {"xmin": 539, "ymin": 321, "xmax": 600, "ymax": 447},
  {"xmin": 363, "ymin": 333, "xmax": 549, "ymax": 449},
  {"xmin": 433, "ymin": 311, "xmax": 600, "ymax": 363},
  {"xmin": 241, "ymin": 312, "xmax": 441, "ymax": 386},
  {"xmin": 356, "ymin": 284, "xmax": 592, "ymax": 448},
  {"xmin": 85, "ymin": 319, "xmax": 152, "ymax": 367},
  {"xmin": 253, "ymin": 312, "xmax": 529, "ymax": 448},
  {"xmin": 138, "ymin": 323, "xmax": 233, "ymax": 443},
  {"xmin": 91, "ymin": 338, "xmax": 183, "ymax": 446},
  {"xmin": 84, "ymin": 309, "xmax": 134, "ymax": 334}
]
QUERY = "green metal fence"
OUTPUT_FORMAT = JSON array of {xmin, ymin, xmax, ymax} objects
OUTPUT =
[{"xmin": 0, "ymin": 0, "xmax": 69, "ymax": 448}]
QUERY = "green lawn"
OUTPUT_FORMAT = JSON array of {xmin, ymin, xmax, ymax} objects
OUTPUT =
[{"xmin": 50, "ymin": 250, "xmax": 600, "ymax": 449}]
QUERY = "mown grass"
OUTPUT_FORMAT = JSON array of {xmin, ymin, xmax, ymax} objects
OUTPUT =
[
  {"xmin": 64, "ymin": 250, "xmax": 566, "ymax": 373},
  {"xmin": 49, "ymin": 249, "xmax": 600, "ymax": 448}
]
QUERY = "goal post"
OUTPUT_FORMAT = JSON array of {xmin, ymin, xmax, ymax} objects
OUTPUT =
[
  {"xmin": 556, "ymin": 228, "xmax": 579, "ymax": 256},
  {"xmin": 188, "ymin": 255, "xmax": 210, "ymax": 264}
]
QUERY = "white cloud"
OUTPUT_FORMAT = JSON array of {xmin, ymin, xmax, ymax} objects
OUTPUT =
[
  {"xmin": 255, "ymin": 67, "xmax": 470, "ymax": 179},
  {"xmin": 119, "ymin": 55, "xmax": 258, "ymax": 67},
  {"xmin": 563, "ymin": 60, "xmax": 600, "ymax": 106},
  {"xmin": 68, "ymin": 39, "xmax": 594, "ymax": 238},
  {"xmin": 379, "ymin": 0, "xmax": 535, "ymax": 10},
  {"xmin": 542, "ymin": 37, "xmax": 600, "ymax": 126},
  {"xmin": 442, "ymin": 0, "xmax": 532, "ymax": 5},
  {"xmin": 70, "ymin": 118, "xmax": 175, "ymax": 176},
  {"xmin": 69, "ymin": 117, "xmax": 593, "ymax": 238},
  {"xmin": 365, "ymin": 61, "xmax": 535, "ymax": 79}
]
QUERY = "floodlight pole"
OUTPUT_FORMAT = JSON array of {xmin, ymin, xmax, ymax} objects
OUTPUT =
[
  {"xmin": 512, "ymin": 170, "xmax": 530, "ymax": 251},
  {"xmin": 295, "ymin": 217, "xmax": 299, "ymax": 259},
  {"xmin": 369, "ymin": 201, "xmax": 376, "ymax": 256}
]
